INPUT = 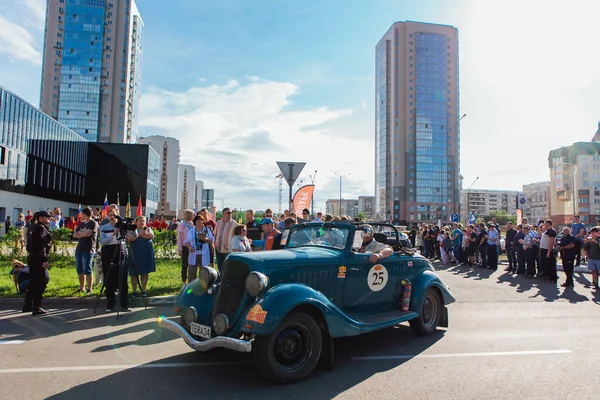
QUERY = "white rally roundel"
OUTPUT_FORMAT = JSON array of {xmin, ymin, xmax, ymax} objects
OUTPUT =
[{"xmin": 367, "ymin": 264, "xmax": 388, "ymax": 292}]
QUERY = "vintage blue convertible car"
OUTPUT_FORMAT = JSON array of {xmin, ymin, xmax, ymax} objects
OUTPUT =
[{"xmin": 158, "ymin": 222, "xmax": 455, "ymax": 383}]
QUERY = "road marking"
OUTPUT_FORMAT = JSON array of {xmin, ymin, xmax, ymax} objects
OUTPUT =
[
  {"xmin": 0, "ymin": 340, "xmax": 26, "ymax": 345},
  {"xmin": 353, "ymin": 349, "xmax": 573, "ymax": 361},
  {"xmin": 0, "ymin": 361, "xmax": 249, "ymax": 374}
]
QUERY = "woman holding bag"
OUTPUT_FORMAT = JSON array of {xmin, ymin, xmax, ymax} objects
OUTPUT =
[{"xmin": 184, "ymin": 216, "xmax": 214, "ymax": 282}]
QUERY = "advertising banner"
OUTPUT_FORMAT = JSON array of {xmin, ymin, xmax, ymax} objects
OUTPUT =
[{"xmin": 292, "ymin": 185, "xmax": 315, "ymax": 216}]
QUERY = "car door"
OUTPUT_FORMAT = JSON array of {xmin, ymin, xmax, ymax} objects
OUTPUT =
[{"xmin": 339, "ymin": 251, "xmax": 405, "ymax": 314}]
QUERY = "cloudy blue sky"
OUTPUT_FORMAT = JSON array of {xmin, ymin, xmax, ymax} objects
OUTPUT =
[{"xmin": 1, "ymin": 0, "xmax": 599, "ymax": 212}]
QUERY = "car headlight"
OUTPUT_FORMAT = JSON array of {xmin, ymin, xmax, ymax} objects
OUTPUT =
[
  {"xmin": 213, "ymin": 313, "xmax": 229, "ymax": 335},
  {"xmin": 183, "ymin": 306, "xmax": 197, "ymax": 327},
  {"xmin": 245, "ymin": 271, "xmax": 269, "ymax": 297},
  {"xmin": 199, "ymin": 266, "xmax": 218, "ymax": 290}
]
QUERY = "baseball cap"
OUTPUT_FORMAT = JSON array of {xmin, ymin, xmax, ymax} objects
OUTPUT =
[
  {"xmin": 37, "ymin": 210, "xmax": 52, "ymax": 218},
  {"xmin": 261, "ymin": 218, "xmax": 274, "ymax": 225}
]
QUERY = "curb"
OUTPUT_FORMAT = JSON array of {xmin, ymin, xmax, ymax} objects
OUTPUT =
[{"xmin": 0, "ymin": 295, "xmax": 176, "ymax": 308}]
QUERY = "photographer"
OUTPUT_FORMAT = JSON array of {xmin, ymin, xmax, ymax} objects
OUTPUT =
[
  {"xmin": 184, "ymin": 216, "xmax": 214, "ymax": 282},
  {"xmin": 23, "ymin": 210, "xmax": 52, "ymax": 315},
  {"xmin": 99, "ymin": 209, "xmax": 131, "ymax": 312},
  {"xmin": 127, "ymin": 216, "xmax": 156, "ymax": 298}
]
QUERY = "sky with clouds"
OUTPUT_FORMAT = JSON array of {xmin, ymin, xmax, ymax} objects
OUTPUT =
[{"xmin": 1, "ymin": 0, "xmax": 599, "ymax": 212}]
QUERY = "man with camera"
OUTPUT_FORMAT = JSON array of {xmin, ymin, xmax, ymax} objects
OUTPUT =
[
  {"xmin": 99, "ymin": 209, "xmax": 131, "ymax": 312},
  {"xmin": 23, "ymin": 210, "xmax": 53, "ymax": 315}
]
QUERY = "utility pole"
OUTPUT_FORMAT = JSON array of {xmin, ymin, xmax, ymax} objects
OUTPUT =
[
  {"xmin": 334, "ymin": 172, "xmax": 350, "ymax": 216},
  {"xmin": 275, "ymin": 173, "xmax": 284, "ymax": 214},
  {"xmin": 466, "ymin": 176, "xmax": 479, "ymax": 222},
  {"xmin": 309, "ymin": 170, "xmax": 317, "ymax": 216}
]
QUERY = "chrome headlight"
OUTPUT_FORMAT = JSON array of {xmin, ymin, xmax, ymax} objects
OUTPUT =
[
  {"xmin": 213, "ymin": 313, "xmax": 229, "ymax": 335},
  {"xmin": 245, "ymin": 271, "xmax": 269, "ymax": 297},
  {"xmin": 183, "ymin": 306, "xmax": 197, "ymax": 327},
  {"xmin": 199, "ymin": 266, "xmax": 218, "ymax": 289}
]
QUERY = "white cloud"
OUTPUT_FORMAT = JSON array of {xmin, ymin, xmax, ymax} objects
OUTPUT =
[
  {"xmin": 0, "ymin": 0, "xmax": 44, "ymax": 66},
  {"xmin": 455, "ymin": 0, "xmax": 600, "ymax": 191},
  {"xmin": 22, "ymin": 0, "xmax": 46, "ymax": 29},
  {"xmin": 139, "ymin": 78, "xmax": 369, "ymax": 211},
  {"xmin": 0, "ymin": 13, "xmax": 42, "ymax": 65}
]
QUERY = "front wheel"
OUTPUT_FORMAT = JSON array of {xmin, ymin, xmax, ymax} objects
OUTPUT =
[
  {"xmin": 253, "ymin": 312, "xmax": 323, "ymax": 383},
  {"xmin": 409, "ymin": 288, "xmax": 442, "ymax": 336}
]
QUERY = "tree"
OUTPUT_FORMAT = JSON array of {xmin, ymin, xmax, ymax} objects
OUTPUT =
[
  {"xmin": 357, "ymin": 212, "xmax": 367, "ymax": 221},
  {"xmin": 479, "ymin": 210, "xmax": 516, "ymax": 226}
]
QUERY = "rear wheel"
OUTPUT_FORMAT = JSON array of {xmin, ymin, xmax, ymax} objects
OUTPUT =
[
  {"xmin": 253, "ymin": 312, "xmax": 322, "ymax": 383},
  {"xmin": 409, "ymin": 288, "xmax": 442, "ymax": 336}
]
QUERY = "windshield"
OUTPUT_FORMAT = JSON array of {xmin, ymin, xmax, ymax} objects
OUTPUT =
[{"xmin": 285, "ymin": 225, "xmax": 350, "ymax": 250}]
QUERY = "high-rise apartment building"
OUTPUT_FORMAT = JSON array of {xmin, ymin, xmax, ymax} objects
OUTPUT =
[
  {"xmin": 461, "ymin": 189, "xmax": 519, "ymax": 222},
  {"xmin": 178, "ymin": 164, "xmax": 196, "ymax": 217},
  {"xmin": 522, "ymin": 181, "xmax": 550, "ymax": 223},
  {"xmin": 138, "ymin": 135, "xmax": 179, "ymax": 217},
  {"xmin": 194, "ymin": 180, "xmax": 204, "ymax": 212},
  {"xmin": 358, "ymin": 196, "xmax": 375, "ymax": 219},
  {"xmin": 375, "ymin": 21, "xmax": 460, "ymax": 226},
  {"xmin": 549, "ymin": 124, "xmax": 600, "ymax": 224},
  {"xmin": 40, "ymin": 0, "xmax": 144, "ymax": 143}
]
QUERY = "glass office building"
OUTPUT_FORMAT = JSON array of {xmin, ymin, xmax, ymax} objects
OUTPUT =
[
  {"xmin": 374, "ymin": 21, "xmax": 460, "ymax": 226},
  {"xmin": 0, "ymin": 85, "xmax": 86, "ymax": 193},
  {"xmin": 1, "ymin": 84, "xmax": 157, "ymax": 214}
]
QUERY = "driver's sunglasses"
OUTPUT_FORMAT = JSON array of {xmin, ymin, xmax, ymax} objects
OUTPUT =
[{"xmin": 225, "ymin": 211, "xmax": 232, "ymax": 214}]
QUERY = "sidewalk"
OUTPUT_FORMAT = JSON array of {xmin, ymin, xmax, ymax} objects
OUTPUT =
[{"xmin": 0, "ymin": 294, "xmax": 176, "ymax": 308}]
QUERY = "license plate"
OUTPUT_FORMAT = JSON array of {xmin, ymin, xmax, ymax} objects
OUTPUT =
[{"xmin": 190, "ymin": 322, "xmax": 211, "ymax": 339}]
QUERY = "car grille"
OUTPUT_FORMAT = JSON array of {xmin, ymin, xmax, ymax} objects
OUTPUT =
[{"xmin": 211, "ymin": 260, "xmax": 249, "ymax": 333}]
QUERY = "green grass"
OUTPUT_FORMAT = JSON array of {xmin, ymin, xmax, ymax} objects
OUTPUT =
[{"xmin": 0, "ymin": 256, "xmax": 183, "ymax": 298}]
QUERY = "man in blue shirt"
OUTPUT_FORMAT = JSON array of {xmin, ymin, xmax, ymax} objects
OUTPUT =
[
  {"xmin": 451, "ymin": 223, "xmax": 462, "ymax": 264},
  {"xmin": 486, "ymin": 222, "xmax": 499, "ymax": 270},
  {"xmin": 570, "ymin": 215, "xmax": 586, "ymax": 266}
]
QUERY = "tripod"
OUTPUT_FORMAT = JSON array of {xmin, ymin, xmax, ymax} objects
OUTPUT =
[{"xmin": 93, "ymin": 232, "xmax": 147, "ymax": 318}]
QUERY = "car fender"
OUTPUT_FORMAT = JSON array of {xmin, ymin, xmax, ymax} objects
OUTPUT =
[
  {"xmin": 175, "ymin": 280, "xmax": 216, "ymax": 326},
  {"xmin": 410, "ymin": 269, "xmax": 456, "ymax": 313},
  {"xmin": 235, "ymin": 283, "xmax": 357, "ymax": 338}
]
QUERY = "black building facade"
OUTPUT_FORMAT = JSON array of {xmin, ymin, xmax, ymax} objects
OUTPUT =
[{"xmin": 26, "ymin": 140, "xmax": 159, "ymax": 208}]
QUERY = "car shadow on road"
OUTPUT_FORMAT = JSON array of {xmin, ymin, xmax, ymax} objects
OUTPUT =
[
  {"xmin": 0, "ymin": 306, "xmax": 178, "ymax": 349},
  {"xmin": 45, "ymin": 324, "xmax": 446, "ymax": 400}
]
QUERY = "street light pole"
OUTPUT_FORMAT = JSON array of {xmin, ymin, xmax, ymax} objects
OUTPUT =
[
  {"xmin": 334, "ymin": 172, "xmax": 350, "ymax": 216},
  {"xmin": 466, "ymin": 176, "xmax": 479, "ymax": 222},
  {"xmin": 309, "ymin": 170, "xmax": 317, "ymax": 217}
]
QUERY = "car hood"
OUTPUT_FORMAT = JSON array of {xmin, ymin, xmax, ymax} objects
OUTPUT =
[{"xmin": 226, "ymin": 247, "xmax": 343, "ymax": 272}]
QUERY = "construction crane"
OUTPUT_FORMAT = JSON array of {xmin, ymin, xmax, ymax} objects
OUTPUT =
[{"xmin": 275, "ymin": 173, "xmax": 284, "ymax": 214}]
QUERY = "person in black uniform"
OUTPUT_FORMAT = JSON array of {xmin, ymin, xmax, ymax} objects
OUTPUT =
[
  {"xmin": 23, "ymin": 210, "xmax": 52, "ymax": 315},
  {"xmin": 504, "ymin": 222, "xmax": 517, "ymax": 271}
]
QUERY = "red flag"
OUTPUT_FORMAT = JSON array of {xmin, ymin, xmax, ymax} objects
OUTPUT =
[
  {"xmin": 292, "ymin": 185, "xmax": 315, "ymax": 216},
  {"xmin": 101, "ymin": 194, "xmax": 108, "ymax": 219},
  {"xmin": 137, "ymin": 195, "xmax": 143, "ymax": 217}
]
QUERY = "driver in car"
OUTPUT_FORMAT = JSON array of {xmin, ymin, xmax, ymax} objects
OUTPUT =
[{"xmin": 358, "ymin": 225, "xmax": 394, "ymax": 263}]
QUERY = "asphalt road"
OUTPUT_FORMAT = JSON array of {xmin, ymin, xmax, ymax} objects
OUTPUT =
[{"xmin": 1, "ymin": 262, "xmax": 599, "ymax": 400}]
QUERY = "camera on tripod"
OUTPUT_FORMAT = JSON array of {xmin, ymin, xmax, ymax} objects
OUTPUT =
[{"xmin": 114, "ymin": 215, "xmax": 137, "ymax": 239}]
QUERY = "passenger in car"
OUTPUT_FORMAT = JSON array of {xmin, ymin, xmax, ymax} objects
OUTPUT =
[{"xmin": 358, "ymin": 225, "xmax": 394, "ymax": 263}]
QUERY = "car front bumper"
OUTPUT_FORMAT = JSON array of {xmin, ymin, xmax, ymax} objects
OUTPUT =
[{"xmin": 158, "ymin": 317, "xmax": 252, "ymax": 353}]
